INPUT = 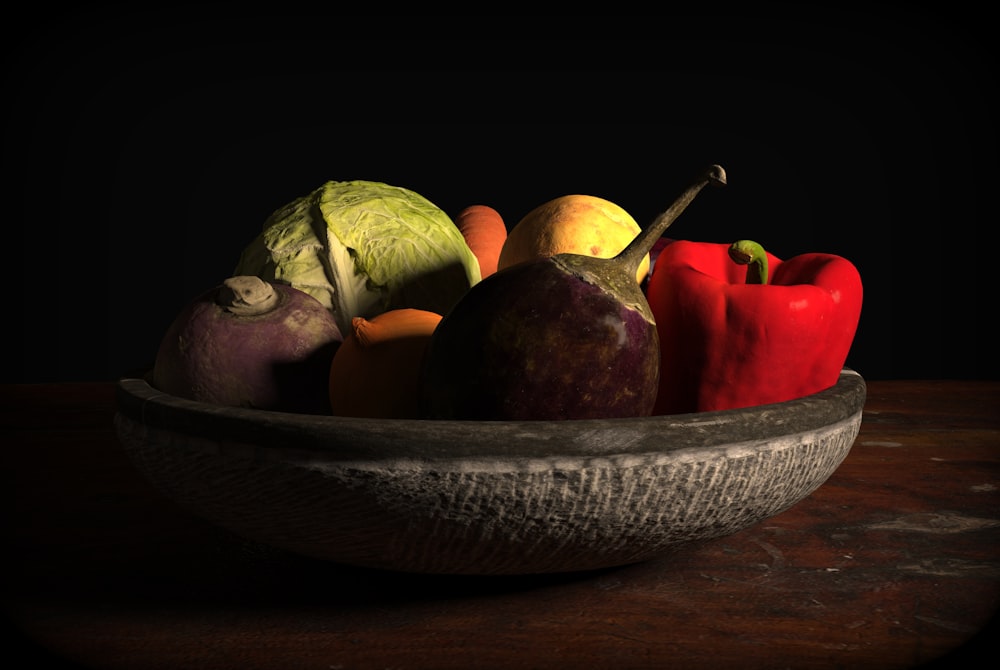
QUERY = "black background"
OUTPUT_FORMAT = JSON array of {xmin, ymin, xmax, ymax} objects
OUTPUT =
[{"xmin": 4, "ymin": 7, "xmax": 997, "ymax": 383}]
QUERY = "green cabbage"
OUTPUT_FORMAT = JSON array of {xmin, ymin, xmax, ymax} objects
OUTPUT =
[{"xmin": 234, "ymin": 180, "xmax": 481, "ymax": 335}]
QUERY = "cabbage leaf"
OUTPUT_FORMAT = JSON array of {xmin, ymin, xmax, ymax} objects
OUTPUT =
[{"xmin": 234, "ymin": 181, "xmax": 481, "ymax": 335}]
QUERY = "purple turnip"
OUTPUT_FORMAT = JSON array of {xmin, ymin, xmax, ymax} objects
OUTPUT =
[{"xmin": 152, "ymin": 276, "xmax": 343, "ymax": 414}]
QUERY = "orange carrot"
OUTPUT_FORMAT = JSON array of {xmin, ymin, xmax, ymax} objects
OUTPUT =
[
  {"xmin": 328, "ymin": 308, "xmax": 442, "ymax": 419},
  {"xmin": 455, "ymin": 205, "xmax": 507, "ymax": 279}
]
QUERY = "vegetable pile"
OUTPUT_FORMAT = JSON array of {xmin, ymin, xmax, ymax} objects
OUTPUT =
[{"xmin": 150, "ymin": 169, "xmax": 863, "ymax": 420}]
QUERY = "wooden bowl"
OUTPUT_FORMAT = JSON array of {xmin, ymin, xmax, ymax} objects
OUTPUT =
[{"xmin": 114, "ymin": 369, "xmax": 866, "ymax": 575}]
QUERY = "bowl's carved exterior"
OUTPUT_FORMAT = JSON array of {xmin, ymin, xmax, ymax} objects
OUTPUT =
[{"xmin": 115, "ymin": 370, "xmax": 865, "ymax": 574}]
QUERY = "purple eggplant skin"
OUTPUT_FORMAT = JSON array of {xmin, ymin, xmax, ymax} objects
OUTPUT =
[
  {"xmin": 152, "ymin": 279, "xmax": 343, "ymax": 414},
  {"xmin": 416, "ymin": 166, "xmax": 726, "ymax": 421},
  {"xmin": 418, "ymin": 256, "xmax": 660, "ymax": 421}
]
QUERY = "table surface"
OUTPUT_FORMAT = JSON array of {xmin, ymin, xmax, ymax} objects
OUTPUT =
[{"xmin": 3, "ymin": 380, "xmax": 999, "ymax": 670}]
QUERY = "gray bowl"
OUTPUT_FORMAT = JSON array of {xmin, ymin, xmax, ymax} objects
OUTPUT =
[{"xmin": 114, "ymin": 369, "xmax": 866, "ymax": 575}]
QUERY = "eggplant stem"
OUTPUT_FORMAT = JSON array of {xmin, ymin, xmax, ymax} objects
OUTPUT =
[{"xmin": 618, "ymin": 164, "xmax": 727, "ymax": 276}]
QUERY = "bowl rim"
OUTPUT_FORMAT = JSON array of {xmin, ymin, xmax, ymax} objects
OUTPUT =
[{"xmin": 115, "ymin": 369, "xmax": 866, "ymax": 460}]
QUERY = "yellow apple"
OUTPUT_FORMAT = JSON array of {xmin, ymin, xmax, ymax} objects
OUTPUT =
[{"xmin": 497, "ymin": 194, "xmax": 649, "ymax": 283}]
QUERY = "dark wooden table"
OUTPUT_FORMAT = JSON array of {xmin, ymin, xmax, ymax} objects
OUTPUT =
[{"xmin": 3, "ymin": 380, "xmax": 998, "ymax": 669}]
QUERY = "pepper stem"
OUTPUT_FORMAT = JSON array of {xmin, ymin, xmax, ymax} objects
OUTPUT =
[{"xmin": 728, "ymin": 240, "xmax": 768, "ymax": 285}]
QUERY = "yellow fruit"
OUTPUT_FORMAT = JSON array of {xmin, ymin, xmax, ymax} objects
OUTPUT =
[{"xmin": 497, "ymin": 194, "xmax": 649, "ymax": 284}]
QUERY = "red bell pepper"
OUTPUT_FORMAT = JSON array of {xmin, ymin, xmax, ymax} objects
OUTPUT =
[{"xmin": 646, "ymin": 239, "xmax": 863, "ymax": 414}]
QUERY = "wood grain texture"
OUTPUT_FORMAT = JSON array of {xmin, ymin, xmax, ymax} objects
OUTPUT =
[{"xmin": 2, "ymin": 380, "xmax": 998, "ymax": 669}]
